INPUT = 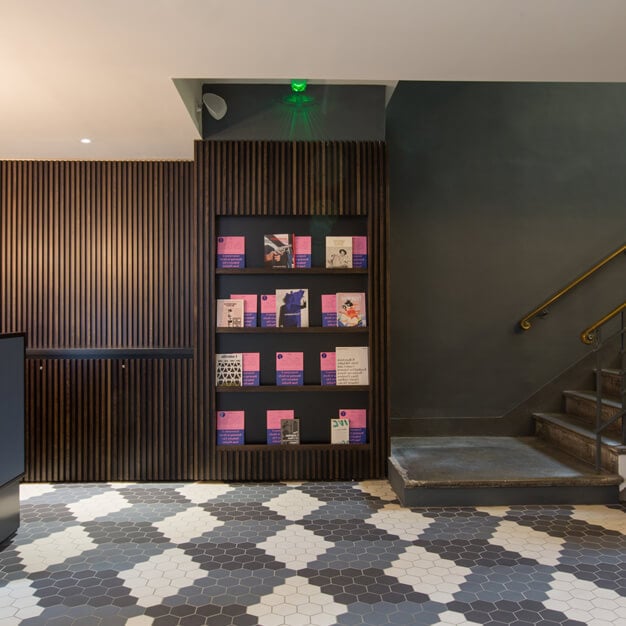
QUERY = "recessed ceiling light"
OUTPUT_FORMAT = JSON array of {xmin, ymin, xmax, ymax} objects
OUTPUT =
[{"xmin": 80, "ymin": 138, "xmax": 92, "ymax": 144}]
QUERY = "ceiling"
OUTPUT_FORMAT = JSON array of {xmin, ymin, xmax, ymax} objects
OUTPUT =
[{"xmin": 2, "ymin": 0, "xmax": 626, "ymax": 160}]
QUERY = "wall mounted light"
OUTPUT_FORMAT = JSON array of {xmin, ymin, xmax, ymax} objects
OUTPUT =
[{"xmin": 202, "ymin": 93, "xmax": 227, "ymax": 120}]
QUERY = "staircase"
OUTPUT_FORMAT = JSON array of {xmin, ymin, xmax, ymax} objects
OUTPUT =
[
  {"xmin": 534, "ymin": 368, "xmax": 626, "ymax": 485},
  {"xmin": 388, "ymin": 368, "xmax": 625, "ymax": 507}
]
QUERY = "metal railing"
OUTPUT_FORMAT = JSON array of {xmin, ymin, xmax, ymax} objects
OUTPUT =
[
  {"xmin": 519, "ymin": 242, "xmax": 626, "ymax": 331},
  {"xmin": 584, "ymin": 310, "xmax": 626, "ymax": 471}
]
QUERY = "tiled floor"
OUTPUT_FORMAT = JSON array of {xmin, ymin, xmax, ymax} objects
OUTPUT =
[{"xmin": 1, "ymin": 482, "xmax": 625, "ymax": 625}]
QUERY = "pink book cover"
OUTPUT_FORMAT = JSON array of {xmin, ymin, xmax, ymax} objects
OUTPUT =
[
  {"xmin": 242, "ymin": 352, "xmax": 260, "ymax": 386},
  {"xmin": 321, "ymin": 294, "xmax": 338, "ymax": 327},
  {"xmin": 230, "ymin": 293, "xmax": 258, "ymax": 327},
  {"xmin": 217, "ymin": 236, "xmax": 245, "ymax": 268},
  {"xmin": 352, "ymin": 236, "xmax": 368, "ymax": 269},
  {"xmin": 294, "ymin": 235, "xmax": 312, "ymax": 268},
  {"xmin": 260, "ymin": 294, "xmax": 276, "ymax": 327},
  {"xmin": 320, "ymin": 351, "xmax": 336, "ymax": 385},
  {"xmin": 276, "ymin": 352, "xmax": 304, "ymax": 385},
  {"xmin": 340, "ymin": 408, "xmax": 367, "ymax": 443},
  {"xmin": 216, "ymin": 410, "xmax": 245, "ymax": 445},
  {"xmin": 267, "ymin": 409, "xmax": 294, "ymax": 444}
]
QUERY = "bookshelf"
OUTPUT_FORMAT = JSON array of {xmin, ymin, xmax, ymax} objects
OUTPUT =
[{"xmin": 196, "ymin": 140, "xmax": 388, "ymax": 481}]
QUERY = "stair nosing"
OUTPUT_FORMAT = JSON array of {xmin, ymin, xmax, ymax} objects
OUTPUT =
[
  {"xmin": 562, "ymin": 390, "xmax": 623, "ymax": 408},
  {"xmin": 534, "ymin": 412, "xmax": 625, "ymax": 449}
]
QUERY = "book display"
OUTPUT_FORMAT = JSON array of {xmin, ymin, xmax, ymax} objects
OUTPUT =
[{"xmin": 200, "ymin": 140, "xmax": 387, "ymax": 481}]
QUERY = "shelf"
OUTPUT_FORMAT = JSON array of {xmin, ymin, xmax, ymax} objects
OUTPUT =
[
  {"xmin": 217, "ymin": 327, "xmax": 368, "ymax": 334},
  {"xmin": 216, "ymin": 268, "xmax": 367, "ymax": 275},
  {"xmin": 216, "ymin": 385, "xmax": 369, "ymax": 393},
  {"xmin": 216, "ymin": 443, "xmax": 371, "ymax": 452}
]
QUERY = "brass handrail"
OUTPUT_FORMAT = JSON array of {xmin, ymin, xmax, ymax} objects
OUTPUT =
[
  {"xmin": 519, "ymin": 243, "xmax": 626, "ymax": 331},
  {"xmin": 581, "ymin": 301, "xmax": 626, "ymax": 344}
]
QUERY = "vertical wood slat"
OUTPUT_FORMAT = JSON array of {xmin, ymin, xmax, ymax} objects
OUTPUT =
[
  {"xmin": 0, "ymin": 161, "xmax": 193, "ymax": 349},
  {"xmin": 1, "ymin": 160, "xmax": 195, "ymax": 482},
  {"xmin": 195, "ymin": 140, "xmax": 388, "ymax": 481}
]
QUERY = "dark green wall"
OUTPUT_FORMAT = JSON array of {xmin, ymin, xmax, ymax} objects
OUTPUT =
[{"xmin": 386, "ymin": 82, "xmax": 626, "ymax": 424}]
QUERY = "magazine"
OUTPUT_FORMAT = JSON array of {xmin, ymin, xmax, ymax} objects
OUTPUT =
[
  {"xmin": 294, "ymin": 235, "xmax": 312, "ymax": 268},
  {"xmin": 267, "ymin": 409, "xmax": 294, "ymax": 444},
  {"xmin": 337, "ymin": 292, "xmax": 366, "ymax": 327},
  {"xmin": 260, "ymin": 294, "xmax": 277, "ymax": 327},
  {"xmin": 330, "ymin": 418, "xmax": 350, "ymax": 444},
  {"xmin": 216, "ymin": 410, "xmax": 245, "ymax": 445},
  {"xmin": 216, "ymin": 298, "xmax": 244, "ymax": 328},
  {"xmin": 320, "ymin": 351, "xmax": 336, "ymax": 385},
  {"xmin": 230, "ymin": 293, "xmax": 258, "ymax": 327},
  {"xmin": 325, "ymin": 236, "xmax": 353, "ymax": 268},
  {"xmin": 352, "ymin": 236, "xmax": 367, "ymax": 269},
  {"xmin": 215, "ymin": 353, "xmax": 242, "ymax": 386},
  {"xmin": 264, "ymin": 233, "xmax": 294, "ymax": 268},
  {"xmin": 336, "ymin": 346, "xmax": 369, "ymax": 385},
  {"xmin": 276, "ymin": 352, "xmax": 304, "ymax": 385},
  {"xmin": 280, "ymin": 418, "xmax": 300, "ymax": 444},
  {"xmin": 340, "ymin": 408, "xmax": 367, "ymax": 443},
  {"xmin": 216, "ymin": 236, "xmax": 245, "ymax": 269},
  {"xmin": 276, "ymin": 288, "xmax": 309, "ymax": 328}
]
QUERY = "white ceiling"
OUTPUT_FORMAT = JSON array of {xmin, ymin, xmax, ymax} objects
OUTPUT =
[{"xmin": 2, "ymin": 0, "xmax": 626, "ymax": 160}]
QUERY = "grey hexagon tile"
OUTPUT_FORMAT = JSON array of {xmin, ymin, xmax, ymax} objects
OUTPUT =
[{"xmin": 1, "ymin": 483, "xmax": 626, "ymax": 625}]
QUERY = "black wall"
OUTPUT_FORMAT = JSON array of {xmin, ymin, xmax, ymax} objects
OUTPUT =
[
  {"xmin": 202, "ymin": 84, "xmax": 385, "ymax": 141},
  {"xmin": 386, "ymin": 82, "xmax": 626, "ymax": 424}
]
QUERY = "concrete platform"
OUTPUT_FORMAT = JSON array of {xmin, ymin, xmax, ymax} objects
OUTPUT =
[{"xmin": 389, "ymin": 436, "xmax": 622, "ymax": 506}]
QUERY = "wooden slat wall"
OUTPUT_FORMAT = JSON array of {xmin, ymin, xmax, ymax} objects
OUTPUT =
[
  {"xmin": 195, "ymin": 140, "xmax": 389, "ymax": 480},
  {"xmin": 0, "ymin": 160, "xmax": 195, "ymax": 481}
]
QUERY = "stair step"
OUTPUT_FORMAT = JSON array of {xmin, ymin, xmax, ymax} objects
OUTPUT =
[
  {"xmin": 534, "ymin": 412, "xmax": 625, "ymax": 473},
  {"xmin": 563, "ymin": 390, "xmax": 623, "ymax": 435},
  {"xmin": 597, "ymin": 369, "xmax": 625, "ymax": 397},
  {"xmin": 388, "ymin": 436, "xmax": 621, "ymax": 506}
]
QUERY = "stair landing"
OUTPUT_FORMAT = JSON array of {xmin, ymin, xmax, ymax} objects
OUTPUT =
[{"xmin": 389, "ymin": 436, "xmax": 622, "ymax": 507}]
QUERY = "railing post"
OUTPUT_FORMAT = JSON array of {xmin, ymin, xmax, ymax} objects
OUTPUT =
[
  {"xmin": 594, "ymin": 328, "xmax": 603, "ymax": 472},
  {"xmin": 620, "ymin": 311, "xmax": 626, "ymax": 445}
]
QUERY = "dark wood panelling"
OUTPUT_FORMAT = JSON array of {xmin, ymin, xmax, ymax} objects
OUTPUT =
[
  {"xmin": 1, "ymin": 160, "xmax": 195, "ymax": 482},
  {"xmin": 24, "ymin": 358, "xmax": 194, "ymax": 482},
  {"xmin": 0, "ymin": 161, "xmax": 193, "ymax": 348},
  {"xmin": 195, "ymin": 140, "xmax": 389, "ymax": 480}
]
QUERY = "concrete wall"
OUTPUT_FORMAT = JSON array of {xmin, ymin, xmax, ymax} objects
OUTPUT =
[{"xmin": 386, "ymin": 82, "xmax": 626, "ymax": 426}]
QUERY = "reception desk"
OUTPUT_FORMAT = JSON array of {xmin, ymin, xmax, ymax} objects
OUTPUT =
[{"xmin": 0, "ymin": 333, "xmax": 25, "ymax": 544}]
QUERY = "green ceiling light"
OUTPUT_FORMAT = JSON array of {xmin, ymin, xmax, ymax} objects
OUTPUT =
[{"xmin": 290, "ymin": 79, "xmax": 307, "ymax": 93}]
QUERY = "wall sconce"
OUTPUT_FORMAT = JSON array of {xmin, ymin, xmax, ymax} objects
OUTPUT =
[{"xmin": 202, "ymin": 93, "xmax": 227, "ymax": 120}]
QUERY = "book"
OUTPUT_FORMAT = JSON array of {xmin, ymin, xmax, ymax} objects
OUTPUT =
[
  {"xmin": 230, "ymin": 293, "xmax": 258, "ymax": 327},
  {"xmin": 340, "ymin": 409, "xmax": 367, "ymax": 443},
  {"xmin": 215, "ymin": 353, "xmax": 242, "ymax": 386},
  {"xmin": 336, "ymin": 346, "xmax": 369, "ymax": 385},
  {"xmin": 267, "ymin": 409, "xmax": 294, "ymax": 444},
  {"xmin": 280, "ymin": 418, "xmax": 300, "ymax": 444},
  {"xmin": 216, "ymin": 298, "xmax": 244, "ymax": 328},
  {"xmin": 264, "ymin": 233, "xmax": 294, "ymax": 268},
  {"xmin": 260, "ymin": 294, "xmax": 277, "ymax": 327},
  {"xmin": 320, "ymin": 351, "xmax": 336, "ymax": 385},
  {"xmin": 330, "ymin": 418, "xmax": 350, "ymax": 444},
  {"xmin": 216, "ymin": 410, "xmax": 245, "ymax": 445},
  {"xmin": 337, "ymin": 292, "xmax": 366, "ymax": 328},
  {"xmin": 242, "ymin": 352, "xmax": 260, "ymax": 386},
  {"xmin": 321, "ymin": 294, "xmax": 338, "ymax": 327},
  {"xmin": 276, "ymin": 288, "xmax": 309, "ymax": 328},
  {"xmin": 325, "ymin": 236, "xmax": 353, "ymax": 268},
  {"xmin": 216, "ymin": 236, "xmax": 245, "ymax": 269},
  {"xmin": 352, "ymin": 236, "xmax": 368, "ymax": 269},
  {"xmin": 276, "ymin": 352, "xmax": 304, "ymax": 385},
  {"xmin": 294, "ymin": 235, "xmax": 312, "ymax": 268}
]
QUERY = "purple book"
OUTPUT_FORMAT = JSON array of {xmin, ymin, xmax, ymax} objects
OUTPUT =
[
  {"xmin": 320, "ymin": 352, "xmax": 336, "ymax": 385},
  {"xmin": 242, "ymin": 352, "xmax": 260, "ymax": 386},
  {"xmin": 260, "ymin": 294, "xmax": 276, "ymax": 328},
  {"xmin": 276, "ymin": 352, "xmax": 304, "ymax": 385},
  {"xmin": 352, "ymin": 236, "xmax": 367, "ymax": 269},
  {"xmin": 340, "ymin": 408, "xmax": 367, "ymax": 444},
  {"xmin": 267, "ymin": 409, "xmax": 294, "ymax": 444},
  {"xmin": 321, "ymin": 294, "xmax": 338, "ymax": 327},
  {"xmin": 216, "ymin": 410, "xmax": 245, "ymax": 445},
  {"xmin": 217, "ymin": 236, "xmax": 245, "ymax": 268},
  {"xmin": 294, "ymin": 235, "xmax": 312, "ymax": 268},
  {"xmin": 230, "ymin": 293, "xmax": 258, "ymax": 327}
]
